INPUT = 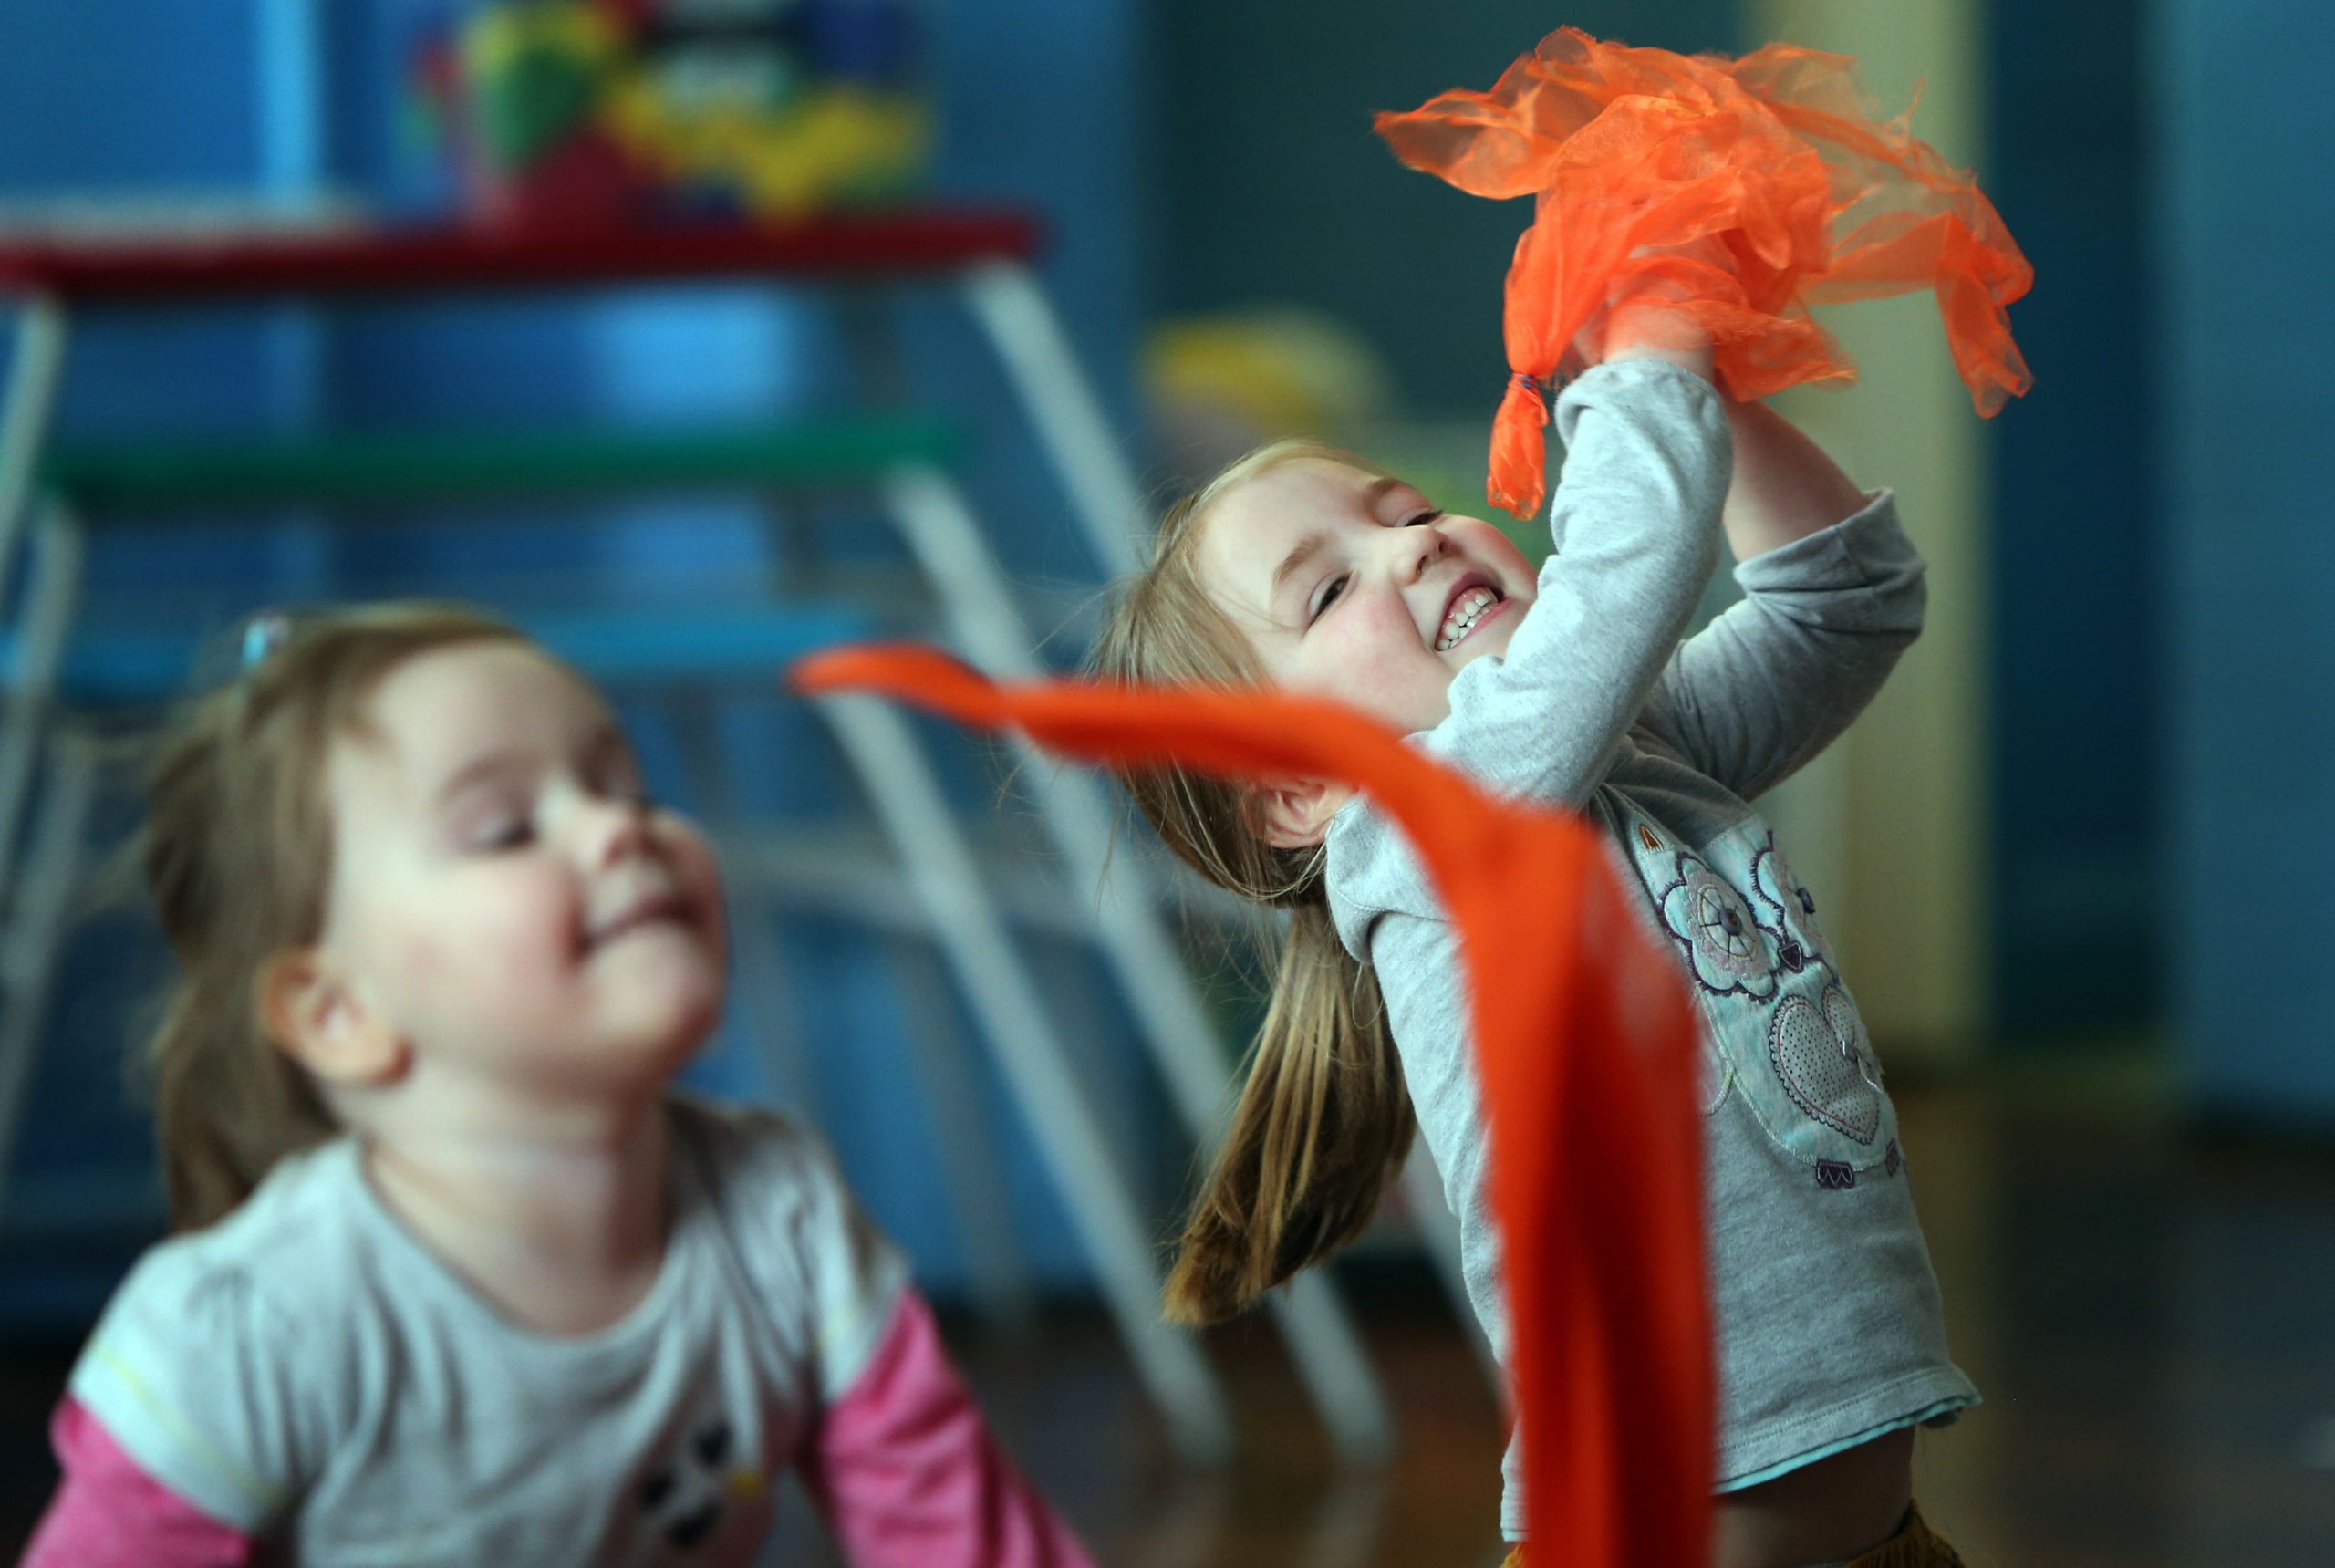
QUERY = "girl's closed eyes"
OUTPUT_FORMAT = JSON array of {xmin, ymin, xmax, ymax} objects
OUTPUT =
[
  {"xmin": 1308, "ymin": 573, "xmax": 1349, "ymax": 624},
  {"xmin": 467, "ymin": 808, "xmax": 533, "ymax": 854},
  {"xmin": 442, "ymin": 740, "xmax": 654, "ymax": 856},
  {"xmin": 440, "ymin": 769, "xmax": 537, "ymax": 853}
]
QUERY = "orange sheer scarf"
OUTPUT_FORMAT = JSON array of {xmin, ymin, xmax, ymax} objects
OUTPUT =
[
  {"xmin": 1375, "ymin": 26, "xmax": 2033, "ymax": 518},
  {"xmin": 791, "ymin": 645, "xmax": 1714, "ymax": 1564}
]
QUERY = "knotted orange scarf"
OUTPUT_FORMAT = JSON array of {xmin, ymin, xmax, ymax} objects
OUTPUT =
[
  {"xmin": 791, "ymin": 645, "xmax": 1713, "ymax": 1564},
  {"xmin": 1375, "ymin": 26, "xmax": 2034, "ymax": 518}
]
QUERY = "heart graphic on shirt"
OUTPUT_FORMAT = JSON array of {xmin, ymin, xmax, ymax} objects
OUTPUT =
[{"xmin": 1767, "ymin": 985, "xmax": 1881, "ymax": 1145}]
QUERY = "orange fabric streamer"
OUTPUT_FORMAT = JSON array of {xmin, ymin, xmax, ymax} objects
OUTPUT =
[
  {"xmin": 1375, "ymin": 27, "xmax": 2034, "ymax": 518},
  {"xmin": 791, "ymin": 644, "xmax": 1714, "ymax": 1564}
]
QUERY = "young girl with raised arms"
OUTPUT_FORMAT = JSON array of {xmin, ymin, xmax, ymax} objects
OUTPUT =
[
  {"xmin": 1096, "ymin": 296, "xmax": 1976, "ymax": 1567},
  {"xmin": 23, "ymin": 605, "xmax": 1094, "ymax": 1567}
]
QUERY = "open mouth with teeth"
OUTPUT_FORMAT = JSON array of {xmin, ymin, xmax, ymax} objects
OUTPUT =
[{"xmin": 1435, "ymin": 583, "xmax": 1506, "ymax": 653}]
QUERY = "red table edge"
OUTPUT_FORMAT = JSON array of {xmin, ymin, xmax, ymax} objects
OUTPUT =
[{"xmin": 0, "ymin": 208, "xmax": 1045, "ymax": 303}]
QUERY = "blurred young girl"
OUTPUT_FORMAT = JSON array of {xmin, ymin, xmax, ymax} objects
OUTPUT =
[
  {"xmin": 1094, "ymin": 299, "xmax": 1974, "ymax": 1567},
  {"xmin": 24, "ymin": 603, "xmax": 1092, "ymax": 1567}
]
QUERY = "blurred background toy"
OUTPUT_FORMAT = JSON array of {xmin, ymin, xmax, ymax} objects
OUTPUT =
[
  {"xmin": 1142, "ymin": 306, "xmax": 1554, "ymax": 559},
  {"xmin": 409, "ymin": 0, "xmax": 928, "ymax": 226}
]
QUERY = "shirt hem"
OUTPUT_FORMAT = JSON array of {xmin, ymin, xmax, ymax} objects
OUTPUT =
[
  {"xmin": 1495, "ymin": 1366, "xmax": 1977, "ymax": 1541},
  {"xmin": 1713, "ymin": 1367, "xmax": 1979, "ymax": 1490},
  {"xmin": 1714, "ymin": 1394, "xmax": 1967, "ymax": 1493}
]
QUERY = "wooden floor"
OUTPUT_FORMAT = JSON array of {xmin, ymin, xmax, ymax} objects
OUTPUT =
[{"xmin": 6, "ymin": 1063, "xmax": 2335, "ymax": 1564}]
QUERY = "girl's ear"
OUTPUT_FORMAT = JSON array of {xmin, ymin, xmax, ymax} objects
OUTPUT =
[
  {"xmin": 1257, "ymin": 776, "xmax": 1357, "ymax": 850},
  {"xmin": 258, "ymin": 948, "xmax": 408, "ymax": 1088}
]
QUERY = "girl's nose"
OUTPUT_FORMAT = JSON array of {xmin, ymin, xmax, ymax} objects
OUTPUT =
[
  {"xmin": 585, "ymin": 794, "xmax": 654, "ymax": 868},
  {"xmin": 1396, "ymin": 521, "xmax": 1451, "ymax": 584}
]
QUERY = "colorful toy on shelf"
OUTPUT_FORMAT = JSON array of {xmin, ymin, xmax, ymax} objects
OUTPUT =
[
  {"xmin": 1142, "ymin": 307, "xmax": 1397, "ymax": 484},
  {"xmin": 409, "ymin": 0, "xmax": 928, "ymax": 227},
  {"xmin": 1375, "ymin": 27, "xmax": 2034, "ymax": 519}
]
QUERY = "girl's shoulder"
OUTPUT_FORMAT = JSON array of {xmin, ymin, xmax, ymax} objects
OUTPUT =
[
  {"xmin": 120, "ymin": 1138, "xmax": 372, "ymax": 1329},
  {"xmin": 666, "ymin": 1094, "xmax": 909, "ymax": 1399},
  {"xmin": 667, "ymin": 1092, "xmax": 843, "ymax": 1204},
  {"xmin": 667, "ymin": 1092, "xmax": 888, "ymax": 1262}
]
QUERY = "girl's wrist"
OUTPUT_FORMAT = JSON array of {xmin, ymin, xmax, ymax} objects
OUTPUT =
[
  {"xmin": 1600, "ymin": 302, "xmax": 1716, "ymax": 381},
  {"xmin": 1603, "ymin": 340, "xmax": 1717, "ymax": 381}
]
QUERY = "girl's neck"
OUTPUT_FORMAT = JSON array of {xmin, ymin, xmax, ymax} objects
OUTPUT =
[{"xmin": 361, "ymin": 1092, "xmax": 674, "ymax": 1338}]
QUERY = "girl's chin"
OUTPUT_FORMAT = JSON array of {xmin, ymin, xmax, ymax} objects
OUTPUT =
[
  {"xmin": 640, "ymin": 981, "xmax": 725, "ymax": 1055},
  {"xmin": 588, "ymin": 971, "xmax": 726, "ymax": 1071}
]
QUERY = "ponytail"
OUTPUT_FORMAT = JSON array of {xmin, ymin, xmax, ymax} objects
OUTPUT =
[
  {"xmin": 1162, "ymin": 898, "xmax": 1412, "ymax": 1324},
  {"xmin": 149, "ymin": 978, "xmax": 336, "ymax": 1231}
]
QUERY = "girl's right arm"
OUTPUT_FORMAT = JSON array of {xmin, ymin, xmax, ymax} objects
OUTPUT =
[
  {"xmin": 36, "ymin": 1251, "xmax": 312, "ymax": 1563},
  {"xmin": 1420, "ymin": 320, "xmax": 1732, "ymax": 806},
  {"xmin": 22, "ymin": 1400, "xmax": 265, "ymax": 1568}
]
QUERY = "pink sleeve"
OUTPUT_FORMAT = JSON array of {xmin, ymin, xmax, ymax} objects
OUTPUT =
[
  {"xmin": 20, "ymin": 1398, "xmax": 265, "ymax": 1568},
  {"xmin": 800, "ymin": 1290, "xmax": 1095, "ymax": 1568}
]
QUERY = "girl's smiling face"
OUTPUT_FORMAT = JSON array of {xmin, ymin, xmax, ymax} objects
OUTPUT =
[
  {"xmin": 317, "ymin": 642, "xmax": 727, "ymax": 1107},
  {"xmin": 1194, "ymin": 457, "xmax": 1539, "ymax": 741}
]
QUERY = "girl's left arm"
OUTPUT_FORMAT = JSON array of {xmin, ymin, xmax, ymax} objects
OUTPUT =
[
  {"xmin": 1716, "ymin": 400, "xmax": 1870, "ymax": 565},
  {"xmin": 1634, "ymin": 400, "xmax": 1927, "ymax": 801},
  {"xmin": 21, "ymin": 1399, "xmax": 266, "ymax": 1568},
  {"xmin": 800, "ymin": 1290, "xmax": 1095, "ymax": 1568},
  {"xmin": 711, "ymin": 1106, "xmax": 1092, "ymax": 1567}
]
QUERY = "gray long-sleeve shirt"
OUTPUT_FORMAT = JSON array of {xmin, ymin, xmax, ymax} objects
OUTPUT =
[{"xmin": 1325, "ymin": 360, "xmax": 1975, "ymax": 1538}]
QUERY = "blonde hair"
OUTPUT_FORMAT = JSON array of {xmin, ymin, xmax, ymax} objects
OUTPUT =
[
  {"xmin": 140, "ymin": 601, "xmax": 527, "ymax": 1230},
  {"xmin": 1093, "ymin": 440, "xmax": 1414, "ymax": 1324}
]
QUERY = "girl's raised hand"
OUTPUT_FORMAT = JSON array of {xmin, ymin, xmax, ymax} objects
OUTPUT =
[{"xmin": 1569, "ymin": 234, "xmax": 1729, "ymax": 382}]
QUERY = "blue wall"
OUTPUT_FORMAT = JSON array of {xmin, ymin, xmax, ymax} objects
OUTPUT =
[
  {"xmin": 1985, "ymin": 0, "xmax": 2161, "ymax": 1040},
  {"xmin": 0, "ymin": 5, "xmax": 261, "ymax": 189},
  {"xmin": 2158, "ymin": 0, "xmax": 2335, "ymax": 1117},
  {"xmin": 0, "ymin": 2, "xmax": 290, "ymax": 452}
]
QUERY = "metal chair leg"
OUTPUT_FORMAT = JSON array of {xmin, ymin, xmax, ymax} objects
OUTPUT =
[
  {"xmin": 716, "ymin": 872, "xmax": 827, "ymax": 1128},
  {"xmin": 0, "ymin": 727, "xmax": 99, "ymax": 1224},
  {"xmin": 661, "ymin": 695, "xmax": 825, "ymax": 1120},
  {"xmin": 0, "ymin": 503, "xmax": 87, "ymax": 909},
  {"xmin": 877, "ymin": 934, "xmax": 1041, "ymax": 1341},
  {"xmin": 815, "ymin": 691, "xmax": 1234, "ymax": 1466},
  {"xmin": 0, "ymin": 299, "xmax": 70, "ymax": 618},
  {"xmin": 959, "ymin": 261, "xmax": 1145, "ymax": 579}
]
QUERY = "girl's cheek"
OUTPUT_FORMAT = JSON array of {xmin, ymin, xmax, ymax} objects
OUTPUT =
[
  {"xmin": 394, "ymin": 928, "xmax": 447, "ymax": 979},
  {"xmin": 450, "ymin": 869, "xmax": 579, "ymax": 965}
]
